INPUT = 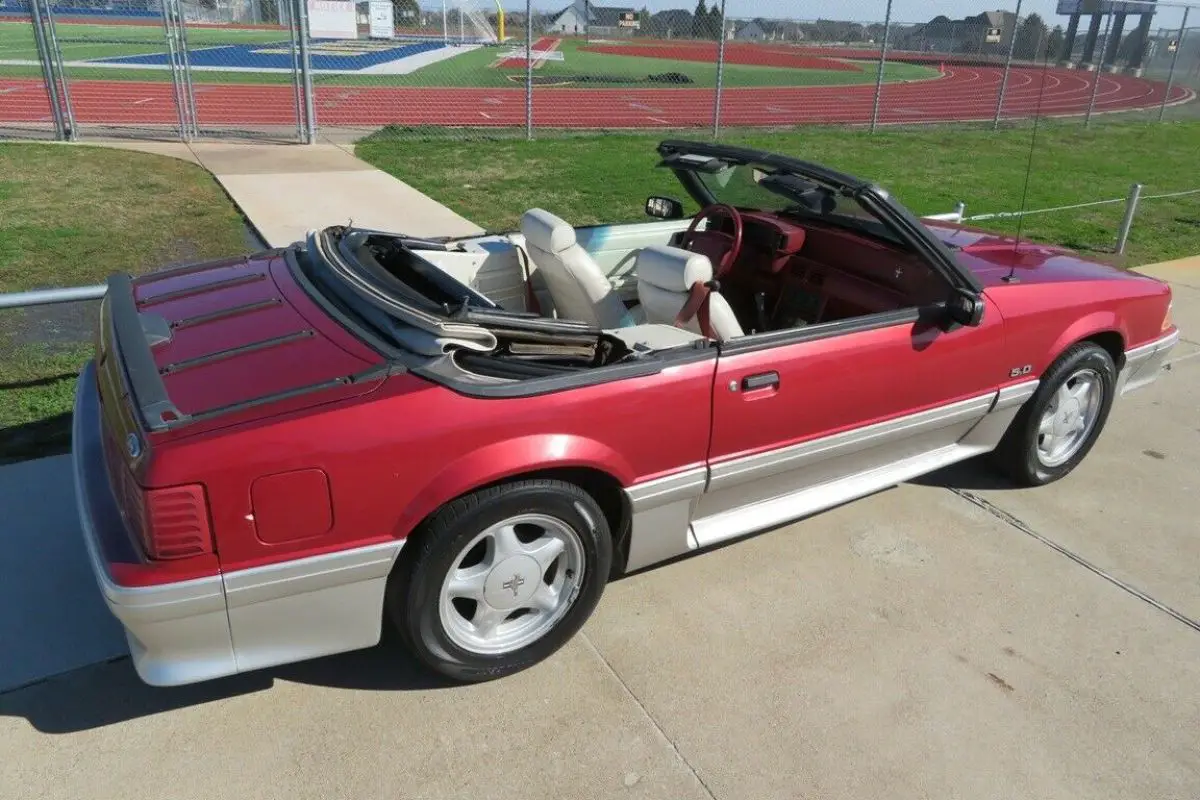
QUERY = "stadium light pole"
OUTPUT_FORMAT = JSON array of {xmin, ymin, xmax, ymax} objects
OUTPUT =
[
  {"xmin": 442, "ymin": 0, "xmax": 448, "ymax": 44},
  {"xmin": 992, "ymin": 0, "xmax": 1023, "ymax": 130}
]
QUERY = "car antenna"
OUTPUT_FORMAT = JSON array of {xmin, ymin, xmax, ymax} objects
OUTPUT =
[{"xmin": 1005, "ymin": 32, "xmax": 1053, "ymax": 284}]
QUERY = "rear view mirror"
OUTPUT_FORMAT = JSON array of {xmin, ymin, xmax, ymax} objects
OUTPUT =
[
  {"xmin": 946, "ymin": 288, "xmax": 985, "ymax": 328},
  {"xmin": 646, "ymin": 196, "xmax": 684, "ymax": 220}
]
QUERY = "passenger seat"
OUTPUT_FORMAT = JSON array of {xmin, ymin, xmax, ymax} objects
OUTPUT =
[{"xmin": 519, "ymin": 209, "xmax": 633, "ymax": 329}]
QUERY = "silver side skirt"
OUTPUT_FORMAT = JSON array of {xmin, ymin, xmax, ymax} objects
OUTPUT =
[{"xmin": 623, "ymin": 381, "xmax": 1038, "ymax": 572}]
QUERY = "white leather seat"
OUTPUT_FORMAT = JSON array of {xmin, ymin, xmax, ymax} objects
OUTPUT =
[
  {"xmin": 519, "ymin": 208, "xmax": 633, "ymax": 328},
  {"xmin": 635, "ymin": 245, "xmax": 744, "ymax": 341}
]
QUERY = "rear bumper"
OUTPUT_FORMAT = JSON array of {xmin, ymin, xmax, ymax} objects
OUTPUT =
[
  {"xmin": 73, "ymin": 360, "xmax": 406, "ymax": 687},
  {"xmin": 1117, "ymin": 327, "xmax": 1180, "ymax": 397},
  {"xmin": 73, "ymin": 361, "xmax": 238, "ymax": 686}
]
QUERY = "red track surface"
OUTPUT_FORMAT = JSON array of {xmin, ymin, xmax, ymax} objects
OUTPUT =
[
  {"xmin": 579, "ymin": 40, "xmax": 861, "ymax": 72},
  {"xmin": 0, "ymin": 63, "xmax": 1192, "ymax": 129}
]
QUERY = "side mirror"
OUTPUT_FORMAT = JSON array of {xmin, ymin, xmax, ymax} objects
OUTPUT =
[
  {"xmin": 946, "ymin": 288, "xmax": 985, "ymax": 328},
  {"xmin": 646, "ymin": 196, "xmax": 685, "ymax": 220}
]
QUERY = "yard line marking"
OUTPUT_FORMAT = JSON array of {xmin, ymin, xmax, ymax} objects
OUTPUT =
[
  {"xmin": 132, "ymin": 97, "xmax": 155, "ymax": 105},
  {"xmin": 648, "ymin": 116, "xmax": 670, "ymax": 124},
  {"xmin": 482, "ymin": 96, "xmax": 502, "ymax": 105},
  {"xmin": 0, "ymin": 87, "xmax": 21, "ymax": 94},
  {"xmin": 629, "ymin": 101, "xmax": 663, "ymax": 113},
  {"xmin": 765, "ymin": 105, "xmax": 789, "ymax": 113},
  {"xmin": 479, "ymin": 111, "xmax": 492, "ymax": 119}
]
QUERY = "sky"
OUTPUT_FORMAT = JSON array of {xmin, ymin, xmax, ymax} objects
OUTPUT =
[{"xmin": 466, "ymin": 0, "xmax": 1192, "ymax": 31}]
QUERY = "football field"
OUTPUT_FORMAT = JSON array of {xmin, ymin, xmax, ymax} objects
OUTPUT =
[{"xmin": 0, "ymin": 21, "xmax": 937, "ymax": 87}]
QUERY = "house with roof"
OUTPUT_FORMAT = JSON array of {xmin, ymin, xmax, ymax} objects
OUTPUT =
[
  {"xmin": 897, "ymin": 10, "xmax": 1017, "ymax": 54},
  {"xmin": 545, "ymin": 1, "xmax": 639, "ymax": 37},
  {"xmin": 733, "ymin": 19, "xmax": 806, "ymax": 42}
]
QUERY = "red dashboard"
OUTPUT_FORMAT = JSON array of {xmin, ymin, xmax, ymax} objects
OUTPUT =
[{"xmin": 706, "ymin": 210, "xmax": 946, "ymax": 330}]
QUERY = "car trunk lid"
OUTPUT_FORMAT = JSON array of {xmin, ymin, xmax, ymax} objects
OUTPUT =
[{"xmin": 98, "ymin": 250, "xmax": 387, "ymax": 445}]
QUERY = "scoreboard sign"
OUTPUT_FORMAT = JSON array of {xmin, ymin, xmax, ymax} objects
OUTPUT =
[
  {"xmin": 1055, "ymin": 0, "xmax": 1153, "ymax": 14},
  {"xmin": 307, "ymin": 0, "xmax": 356, "ymax": 39},
  {"xmin": 985, "ymin": 26, "xmax": 1003, "ymax": 43}
]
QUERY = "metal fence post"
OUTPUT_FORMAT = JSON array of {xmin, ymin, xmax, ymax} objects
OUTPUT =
[
  {"xmin": 175, "ymin": 3, "xmax": 199, "ymax": 139},
  {"xmin": 1115, "ymin": 183, "xmax": 1142, "ymax": 254},
  {"xmin": 525, "ymin": 0, "xmax": 533, "ymax": 140},
  {"xmin": 1084, "ymin": 13, "xmax": 1112, "ymax": 127},
  {"xmin": 296, "ymin": 0, "xmax": 318, "ymax": 144},
  {"xmin": 39, "ymin": 0, "xmax": 76, "ymax": 141},
  {"xmin": 993, "ymin": 0, "xmax": 1023, "ymax": 129},
  {"xmin": 712, "ymin": 0, "xmax": 728, "ymax": 139},
  {"xmin": 289, "ymin": 0, "xmax": 306, "ymax": 143},
  {"xmin": 869, "ymin": 0, "xmax": 893, "ymax": 133},
  {"xmin": 1159, "ymin": 7, "xmax": 1189, "ymax": 122},
  {"xmin": 161, "ymin": 0, "xmax": 189, "ymax": 141},
  {"xmin": 28, "ymin": 0, "xmax": 67, "ymax": 140}
]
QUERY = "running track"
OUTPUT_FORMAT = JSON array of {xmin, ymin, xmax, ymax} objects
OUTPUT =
[{"xmin": 0, "ymin": 63, "xmax": 1192, "ymax": 130}]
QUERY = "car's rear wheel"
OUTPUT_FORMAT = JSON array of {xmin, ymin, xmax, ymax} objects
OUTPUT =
[
  {"xmin": 387, "ymin": 479, "xmax": 612, "ymax": 683},
  {"xmin": 990, "ymin": 341, "xmax": 1117, "ymax": 486}
]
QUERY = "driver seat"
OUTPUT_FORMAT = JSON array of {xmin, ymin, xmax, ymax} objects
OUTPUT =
[
  {"xmin": 519, "ymin": 208, "xmax": 632, "ymax": 328},
  {"xmin": 636, "ymin": 245, "xmax": 744, "ymax": 341}
]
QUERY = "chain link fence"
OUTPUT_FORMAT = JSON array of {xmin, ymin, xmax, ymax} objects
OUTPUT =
[{"xmin": 0, "ymin": 0, "xmax": 1196, "ymax": 140}]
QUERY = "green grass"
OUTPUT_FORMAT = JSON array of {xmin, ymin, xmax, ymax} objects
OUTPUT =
[
  {"xmin": 0, "ymin": 20, "xmax": 286, "ymax": 61},
  {"xmin": 357, "ymin": 120, "xmax": 1200, "ymax": 267},
  {"xmin": 368, "ymin": 39, "xmax": 936, "ymax": 89},
  {"xmin": 0, "ymin": 23, "xmax": 936, "ymax": 88},
  {"xmin": 0, "ymin": 143, "xmax": 252, "ymax": 445}
]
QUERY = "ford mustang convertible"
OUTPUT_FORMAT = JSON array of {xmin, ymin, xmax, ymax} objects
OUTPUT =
[{"xmin": 72, "ymin": 140, "xmax": 1179, "ymax": 686}]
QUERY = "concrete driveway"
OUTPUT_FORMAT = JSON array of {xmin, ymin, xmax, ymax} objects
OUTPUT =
[{"xmin": 2, "ymin": 266, "xmax": 1198, "ymax": 800}]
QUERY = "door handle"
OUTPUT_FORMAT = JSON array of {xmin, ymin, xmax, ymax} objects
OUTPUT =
[{"xmin": 741, "ymin": 371, "xmax": 780, "ymax": 391}]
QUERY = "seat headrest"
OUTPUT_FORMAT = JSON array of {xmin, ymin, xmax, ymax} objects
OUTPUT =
[
  {"xmin": 636, "ymin": 245, "xmax": 713, "ymax": 293},
  {"xmin": 520, "ymin": 208, "xmax": 576, "ymax": 254}
]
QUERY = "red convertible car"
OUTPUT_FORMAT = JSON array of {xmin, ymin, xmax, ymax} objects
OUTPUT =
[{"xmin": 73, "ymin": 140, "xmax": 1178, "ymax": 686}]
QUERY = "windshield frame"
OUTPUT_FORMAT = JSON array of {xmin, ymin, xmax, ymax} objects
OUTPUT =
[{"xmin": 656, "ymin": 140, "xmax": 983, "ymax": 295}]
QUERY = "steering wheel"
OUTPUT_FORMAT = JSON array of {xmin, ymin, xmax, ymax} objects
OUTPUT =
[{"xmin": 680, "ymin": 203, "xmax": 743, "ymax": 279}]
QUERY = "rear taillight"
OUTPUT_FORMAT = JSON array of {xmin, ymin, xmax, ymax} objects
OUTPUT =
[{"xmin": 141, "ymin": 484, "xmax": 214, "ymax": 560}]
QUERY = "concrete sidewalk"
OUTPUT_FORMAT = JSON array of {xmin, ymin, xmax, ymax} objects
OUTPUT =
[{"xmin": 91, "ymin": 140, "xmax": 484, "ymax": 247}]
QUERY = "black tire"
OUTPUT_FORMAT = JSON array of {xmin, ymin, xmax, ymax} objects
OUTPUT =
[
  {"xmin": 386, "ymin": 479, "xmax": 612, "ymax": 683},
  {"xmin": 990, "ymin": 341, "xmax": 1117, "ymax": 487}
]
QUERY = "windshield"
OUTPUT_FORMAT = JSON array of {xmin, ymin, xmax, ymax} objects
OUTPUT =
[{"xmin": 691, "ymin": 161, "xmax": 897, "ymax": 243}]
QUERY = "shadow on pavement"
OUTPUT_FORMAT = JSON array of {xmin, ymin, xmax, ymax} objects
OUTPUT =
[
  {"xmin": 0, "ymin": 628, "xmax": 457, "ymax": 735},
  {"xmin": 908, "ymin": 456, "xmax": 1020, "ymax": 491},
  {"xmin": 0, "ymin": 412, "xmax": 73, "ymax": 465}
]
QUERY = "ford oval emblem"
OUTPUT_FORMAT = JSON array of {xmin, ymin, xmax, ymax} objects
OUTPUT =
[{"xmin": 126, "ymin": 433, "xmax": 142, "ymax": 459}]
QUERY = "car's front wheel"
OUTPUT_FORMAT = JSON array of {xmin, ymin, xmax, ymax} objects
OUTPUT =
[
  {"xmin": 387, "ymin": 479, "xmax": 612, "ymax": 682},
  {"xmin": 991, "ymin": 341, "xmax": 1117, "ymax": 486}
]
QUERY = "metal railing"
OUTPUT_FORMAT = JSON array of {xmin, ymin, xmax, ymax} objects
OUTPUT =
[
  {"xmin": 0, "ymin": 285, "xmax": 106, "ymax": 310},
  {"xmin": 963, "ymin": 184, "xmax": 1200, "ymax": 254}
]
